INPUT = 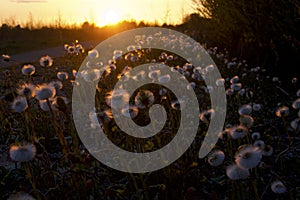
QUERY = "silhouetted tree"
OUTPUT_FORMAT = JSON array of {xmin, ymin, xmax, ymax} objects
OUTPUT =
[{"xmin": 192, "ymin": 0, "xmax": 300, "ymax": 77}]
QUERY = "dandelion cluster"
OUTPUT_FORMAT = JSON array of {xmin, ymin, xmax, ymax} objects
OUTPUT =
[{"xmin": 0, "ymin": 33, "xmax": 298, "ymax": 199}]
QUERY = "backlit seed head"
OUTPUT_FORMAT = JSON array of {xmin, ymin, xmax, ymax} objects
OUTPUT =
[
  {"xmin": 207, "ymin": 150, "xmax": 225, "ymax": 166},
  {"xmin": 21, "ymin": 64, "xmax": 35, "ymax": 76},
  {"xmin": 57, "ymin": 72, "xmax": 69, "ymax": 81},
  {"xmin": 275, "ymin": 106, "xmax": 289, "ymax": 117},
  {"xmin": 235, "ymin": 145, "xmax": 262, "ymax": 169},
  {"xmin": 39, "ymin": 55, "xmax": 53, "ymax": 67},
  {"xmin": 226, "ymin": 164, "xmax": 250, "ymax": 180},
  {"xmin": 35, "ymin": 84, "xmax": 56, "ymax": 100},
  {"xmin": 271, "ymin": 180, "xmax": 286, "ymax": 194},
  {"xmin": 12, "ymin": 96, "xmax": 28, "ymax": 112},
  {"xmin": 9, "ymin": 143, "xmax": 36, "ymax": 162}
]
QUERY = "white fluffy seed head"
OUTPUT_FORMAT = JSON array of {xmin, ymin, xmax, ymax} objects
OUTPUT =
[
  {"xmin": 57, "ymin": 72, "xmax": 69, "ymax": 81},
  {"xmin": 275, "ymin": 106, "xmax": 289, "ymax": 117},
  {"xmin": 235, "ymin": 145, "xmax": 262, "ymax": 169},
  {"xmin": 7, "ymin": 192, "xmax": 36, "ymax": 200},
  {"xmin": 207, "ymin": 150, "xmax": 225, "ymax": 166},
  {"xmin": 135, "ymin": 90, "xmax": 154, "ymax": 109},
  {"xmin": 106, "ymin": 89, "xmax": 130, "ymax": 110},
  {"xmin": 292, "ymin": 98, "xmax": 300, "ymax": 109},
  {"xmin": 12, "ymin": 96, "xmax": 28, "ymax": 112},
  {"xmin": 226, "ymin": 164, "xmax": 250, "ymax": 180},
  {"xmin": 39, "ymin": 55, "xmax": 53, "ymax": 67},
  {"xmin": 238, "ymin": 104, "xmax": 252, "ymax": 115},
  {"xmin": 21, "ymin": 64, "xmax": 35, "ymax": 76},
  {"xmin": 16, "ymin": 83, "xmax": 36, "ymax": 97},
  {"xmin": 228, "ymin": 125, "xmax": 248, "ymax": 139},
  {"xmin": 271, "ymin": 180, "xmax": 286, "ymax": 194},
  {"xmin": 88, "ymin": 49, "xmax": 99, "ymax": 59},
  {"xmin": 9, "ymin": 143, "xmax": 36, "ymax": 162},
  {"xmin": 35, "ymin": 84, "xmax": 56, "ymax": 100}
]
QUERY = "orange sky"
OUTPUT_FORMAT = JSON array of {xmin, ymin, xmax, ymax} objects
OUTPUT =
[{"xmin": 0, "ymin": 0, "xmax": 196, "ymax": 27}]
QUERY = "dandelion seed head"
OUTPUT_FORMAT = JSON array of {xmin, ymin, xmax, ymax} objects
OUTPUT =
[
  {"xmin": 158, "ymin": 74, "xmax": 171, "ymax": 83},
  {"xmin": 127, "ymin": 45, "xmax": 135, "ymax": 51},
  {"xmin": 133, "ymin": 71, "xmax": 146, "ymax": 82},
  {"xmin": 21, "ymin": 64, "xmax": 35, "ymax": 76},
  {"xmin": 148, "ymin": 70, "xmax": 161, "ymax": 80},
  {"xmin": 159, "ymin": 88, "xmax": 167, "ymax": 96},
  {"xmin": 130, "ymin": 54, "xmax": 138, "ymax": 62},
  {"xmin": 226, "ymin": 164, "xmax": 250, "ymax": 180},
  {"xmin": 57, "ymin": 72, "xmax": 69, "ymax": 81},
  {"xmin": 171, "ymin": 100, "xmax": 181, "ymax": 110},
  {"xmin": 75, "ymin": 43, "xmax": 84, "ymax": 54},
  {"xmin": 113, "ymin": 50, "xmax": 123, "ymax": 60},
  {"xmin": 166, "ymin": 55, "xmax": 173, "ymax": 61},
  {"xmin": 235, "ymin": 145, "xmax": 262, "ymax": 169},
  {"xmin": 9, "ymin": 143, "xmax": 36, "ymax": 162},
  {"xmin": 121, "ymin": 105, "xmax": 139, "ymax": 119},
  {"xmin": 205, "ymin": 64, "xmax": 214, "ymax": 72},
  {"xmin": 17, "ymin": 83, "xmax": 35, "ymax": 97},
  {"xmin": 2, "ymin": 54, "xmax": 10, "ymax": 62},
  {"xmin": 228, "ymin": 125, "xmax": 248, "ymax": 139},
  {"xmin": 297, "ymin": 89, "xmax": 300, "ymax": 97},
  {"xmin": 230, "ymin": 76, "xmax": 239, "ymax": 84},
  {"xmin": 67, "ymin": 45, "xmax": 75, "ymax": 54},
  {"xmin": 252, "ymin": 103, "xmax": 261, "ymax": 111},
  {"xmin": 35, "ymin": 84, "xmax": 56, "ymax": 100},
  {"xmin": 231, "ymin": 83, "xmax": 242, "ymax": 91},
  {"xmin": 49, "ymin": 80, "xmax": 63, "ymax": 91},
  {"xmin": 271, "ymin": 180, "xmax": 286, "ymax": 194},
  {"xmin": 275, "ymin": 106, "xmax": 289, "ymax": 117},
  {"xmin": 12, "ymin": 96, "xmax": 28, "ymax": 112},
  {"xmin": 7, "ymin": 192, "xmax": 36, "ymax": 200},
  {"xmin": 207, "ymin": 150, "xmax": 225, "ymax": 166},
  {"xmin": 238, "ymin": 104, "xmax": 252, "ymax": 115},
  {"xmin": 216, "ymin": 78, "xmax": 225, "ymax": 86},
  {"xmin": 292, "ymin": 98, "xmax": 300, "ymax": 109},
  {"xmin": 187, "ymin": 82, "xmax": 196, "ymax": 90},
  {"xmin": 253, "ymin": 140, "xmax": 265, "ymax": 149},
  {"xmin": 262, "ymin": 145, "xmax": 273, "ymax": 156},
  {"xmin": 81, "ymin": 69, "xmax": 101, "ymax": 82},
  {"xmin": 199, "ymin": 109, "xmax": 215, "ymax": 123},
  {"xmin": 226, "ymin": 88, "xmax": 234, "ymax": 96},
  {"xmin": 290, "ymin": 118, "xmax": 300, "ymax": 130},
  {"xmin": 238, "ymin": 88, "xmax": 246, "ymax": 96},
  {"xmin": 135, "ymin": 90, "xmax": 154, "ymax": 109},
  {"xmin": 39, "ymin": 55, "xmax": 53, "ymax": 67},
  {"xmin": 183, "ymin": 63, "xmax": 193, "ymax": 70},
  {"xmin": 106, "ymin": 89, "xmax": 130, "ymax": 110},
  {"xmin": 39, "ymin": 98, "xmax": 56, "ymax": 111},
  {"xmin": 239, "ymin": 115, "xmax": 254, "ymax": 128},
  {"xmin": 291, "ymin": 77, "xmax": 297, "ymax": 84},
  {"xmin": 251, "ymin": 132, "xmax": 261, "ymax": 140}
]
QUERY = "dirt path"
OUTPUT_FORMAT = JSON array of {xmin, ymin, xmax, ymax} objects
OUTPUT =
[{"xmin": 2, "ymin": 41, "xmax": 99, "ymax": 64}]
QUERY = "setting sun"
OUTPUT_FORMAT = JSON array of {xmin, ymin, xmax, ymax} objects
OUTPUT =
[{"xmin": 101, "ymin": 9, "xmax": 121, "ymax": 26}]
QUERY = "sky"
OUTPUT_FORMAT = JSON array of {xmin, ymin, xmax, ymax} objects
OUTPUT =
[{"xmin": 0, "ymin": 0, "xmax": 196, "ymax": 27}]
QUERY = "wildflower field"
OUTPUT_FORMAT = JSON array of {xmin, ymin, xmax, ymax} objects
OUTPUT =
[{"xmin": 0, "ymin": 25, "xmax": 300, "ymax": 200}]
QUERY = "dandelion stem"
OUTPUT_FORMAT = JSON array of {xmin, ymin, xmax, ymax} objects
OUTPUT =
[
  {"xmin": 46, "ymin": 99, "xmax": 69, "ymax": 154},
  {"xmin": 23, "ymin": 162, "xmax": 40, "ymax": 200}
]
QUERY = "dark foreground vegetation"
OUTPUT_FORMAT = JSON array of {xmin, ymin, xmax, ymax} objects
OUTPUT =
[{"xmin": 0, "ymin": 0, "xmax": 299, "ymax": 199}]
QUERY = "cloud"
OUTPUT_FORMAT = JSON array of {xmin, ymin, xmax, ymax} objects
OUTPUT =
[{"xmin": 10, "ymin": 0, "xmax": 47, "ymax": 3}]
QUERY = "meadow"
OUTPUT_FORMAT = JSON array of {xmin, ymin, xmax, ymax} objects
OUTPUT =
[{"xmin": 0, "ymin": 14, "xmax": 300, "ymax": 200}]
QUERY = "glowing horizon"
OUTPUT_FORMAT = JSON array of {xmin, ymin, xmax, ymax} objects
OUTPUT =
[{"xmin": 0, "ymin": 0, "xmax": 196, "ymax": 27}]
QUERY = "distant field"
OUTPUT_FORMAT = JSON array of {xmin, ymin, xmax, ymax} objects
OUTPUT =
[{"xmin": 0, "ymin": 22, "xmax": 138, "ymax": 55}]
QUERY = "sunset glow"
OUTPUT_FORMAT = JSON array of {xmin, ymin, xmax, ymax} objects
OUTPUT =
[
  {"xmin": 101, "ymin": 9, "xmax": 122, "ymax": 26},
  {"xmin": 0, "ymin": 0, "xmax": 195, "ymax": 27}
]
